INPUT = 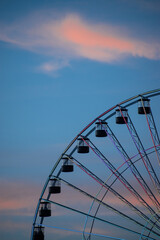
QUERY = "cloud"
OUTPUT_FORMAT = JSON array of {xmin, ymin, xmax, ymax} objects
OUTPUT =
[
  {"xmin": 37, "ymin": 60, "xmax": 70, "ymax": 74},
  {"xmin": 0, "ymin": 179, "xmax": 40, "ymax": 216},
  {"xmin": 0, "ymin": 177, "xmax": 159, "ymax": 220},
  {"xmin": 0, "ymin": 12, "xmax": 160, "ymax": 66},
  {"xmin": 0, "ymin": 219, "xmax": 30, "ymax": 232}
]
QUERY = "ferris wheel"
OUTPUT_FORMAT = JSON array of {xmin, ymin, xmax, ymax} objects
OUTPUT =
[{"xmin": 31, "ymin": 89, "xmax": 160, "ymax": 240}]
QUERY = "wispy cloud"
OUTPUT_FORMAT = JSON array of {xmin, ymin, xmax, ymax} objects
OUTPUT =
[
  {"xmin": 37, "ymin": 60, "xmax": 70, "ymax": 74},
  {"xmin": 0, "ymin": 179, "xmax": 40, "ymax": 216},
  {"xmin": 0, "ymin": 177, "xmax": 159, "ymax": 218},
  {"xmin": 0, "ymin": 12, "xmax": 160, "ymax": 68}
]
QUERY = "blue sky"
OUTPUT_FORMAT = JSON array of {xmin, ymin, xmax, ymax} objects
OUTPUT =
[{"xmin": 0, "ymin": 0, "xmax": 160, "ymax": 240}]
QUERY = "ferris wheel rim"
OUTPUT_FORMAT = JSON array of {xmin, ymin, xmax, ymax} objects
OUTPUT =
[{"xmin": 31, "ymin": 89, "xmax": 160, "ymax": 240}]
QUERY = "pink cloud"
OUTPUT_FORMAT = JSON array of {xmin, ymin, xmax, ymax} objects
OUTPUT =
[
  {"xmin": 0, "ymin": 177, "xmax": 159, "ymax": 220},
  {"xmin": 0, "ymin": 220, "xmax": 30, "ymax": 231},
  {"xmin": 58, "ymin": 14, "xmax": 160, "ymax": 61},
  {"xmin": 0, "ymin": 180, "xmax": 40, "ymax": 216},
  {"xmin": 60, "ymin": 15, "xmax": 133, "ymax": 51},
  {"xmin": 0, "ymin": 13, "xmax": 160, "ymax": 65}
]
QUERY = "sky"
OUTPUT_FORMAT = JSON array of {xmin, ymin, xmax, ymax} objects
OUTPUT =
[{"xmin": 0, "ymin": 0, "xmax": 160, "ymax": 240}]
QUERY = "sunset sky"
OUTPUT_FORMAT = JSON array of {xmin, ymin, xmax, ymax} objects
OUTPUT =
[{"xmin": 0, "ymin": 0, "xmax": 160, "ymax": 239}]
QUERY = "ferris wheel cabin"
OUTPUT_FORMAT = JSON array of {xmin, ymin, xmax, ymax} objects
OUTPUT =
[
  {"xmin": 39, "ymin": 202, "xmax": 51, "ymax": 217},
  {"xmin": 116, "ymin": 108, "xmax": 128, "ymax": 124},
  {"xmin": 49, "ymin": 178, "xmax": 61, "ymax": 194},
  {"xmin": 61, "ymin": 157, "xmax": 74, "ymax": 172},
  {"xmin": 77, "ymin": 137, "xmax": 90, "ymax": 153},
  {"xmin": 138, "ymin": 98, "xmax": 150, "ymax": 114},
  {"xmin": 33, "ymin": 227, "xmax": 44, "ymax": 240},
  {"xmin": 95, "ymin": 120, "xmax": 107, "ymax": 137}
]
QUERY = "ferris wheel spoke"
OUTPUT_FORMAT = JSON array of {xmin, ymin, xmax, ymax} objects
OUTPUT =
[
  {"xmin": 149, "ymin": 111, "xmax": 160, "ymax": 147},
  {"xmin": 129, "ymin": 113, "xmax": 160, "ymax": 190},
  {"xmin": 39, "ymin": 223, "xmax": 132, "ymax": 240},
  {"xmin": 142, "ymin": 103, "xmax": 160, "ymax": 166},
  {"xmin": 147, "ymin": 216, "xmax": 160, "ymax": 239},
  {"xmin": 73, "ymin": 158, "xmax": 160, "ymax": 231},
  {"xmin": 41, "ymin": 198, "xmax": 159, "ymax": 240},
  {"xmin": 56, "ymin": 176, "xmax": 155, "ymax": 232},
  {"xmin": 138, "ymin": 212, "xmax": 160, "ymax": 240},
  {"xmin": 118, "ymin": 107, "xmax": 160, "ymax": 204},
  {"xmin": 84, "ymin": 149, "xmax": 160, "ymax": 239},
  {"xmin": 75, "ymin": 152, "xmax": 160, "ymax": 236},
  {"xmin": 80, "ymin": 137, "xmax": 160, "ymax": 216},
  {"xmin": 104, "ymin": 124, "xmax": 160, "ymax": 211},
  {"xmin": 86, "ymin": 190, "xmax": 160, "ymax": 240}
]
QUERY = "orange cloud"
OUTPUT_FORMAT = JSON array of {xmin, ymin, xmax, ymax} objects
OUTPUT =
[{"xmin": 0, "ymin": 12, "xmax": 160, "ymax": 67}]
